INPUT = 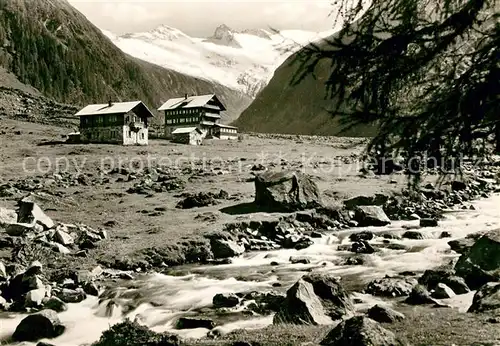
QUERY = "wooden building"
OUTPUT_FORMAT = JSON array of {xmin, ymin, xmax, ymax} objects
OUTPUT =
[
  {"xmin": 158, "ymin": 94, "xmax": 237, "ymax": 139},
  {"xmin": 171, "ymin": 127, "xmax": 204, "ymax": 145},
  {"xmin": 212, "ymin": 124, "xmax": 238, "ymax": 140},
  {"xmin": 76, "ymin": 101, "xmax": 154, "ymax": 145}
]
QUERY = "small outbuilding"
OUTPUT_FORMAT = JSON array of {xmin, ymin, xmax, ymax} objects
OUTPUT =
[
  {"xmin": 171, "ymin": 127, "xmax": 204, "ymax": 145},
  {"xmin": 66, "ymin": 132, "xmax": 81, "ymax": 143},
  {"xmin": 212, "ymin": 124, "xmax": 238, "ymax": 140}
]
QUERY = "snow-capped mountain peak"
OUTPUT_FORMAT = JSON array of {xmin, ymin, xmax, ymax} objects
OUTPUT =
[
  {"xmin": 205, "ymin": 23, "xmax": 241, "ymax": 48},
  {"xmin": 149, "ymin": 24, "xmax": 189, "ymax": 40},
  {"xmin": 104, "ymin": 24, "xmax": 334, "ymax": 97},
  {"xmin": 212, "ymin": 24, "xmax": 233, "ymax": 38}
]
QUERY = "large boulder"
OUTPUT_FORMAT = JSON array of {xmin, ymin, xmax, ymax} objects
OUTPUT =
[
  {"xmin": 254, "ymin": 170, "xmax": 323, "ymax": 211},
  {"xmin": 366, "ymin": 277, "xmax": 418, "ymax": 297},
  {"xmin": 0, "ymin": 207, "xmax": 17, "ymax": 226},
  {"xmin": 4, "ymin": 264, "xmax": 45, "ymax": 302},
  {"xmin": 245, "ymin": 291, "xmax": 286, "ymax": 315},
  {"xmin": 349, "ymin": 231, "xmax": 375, "ymax": 242},
  {"xmin": 350, "ymin": 240, "xmax": 377, "ymax": 254},
  {"xmin": 431, "ymin": 283, "xmax": 456, "ymax": 299},
  {"xmin": 320, "ymin": 316, "xmax": 404, "ymax": 346},
  {"xmin": 367, "ymin": 305, "xmax": 405, "ymax": 323},
  {"xmin": 344, "ymin": 194, "xmax": 390, "ymax": 210},
  {"xmin": 354, "ymin": 206, "xmax": 391, "ymax": 227},
  {"xmin": 418, "ymin": 269, "xmax": 470, "ymax": 295},
  {"xmin": 404, "ymin": 285, "xmax": 437, "ymax": 305},
  {"xmin": 302, "ymin": 273, "xmax": 355, "ymax": 319},
  {"xmin": 5, "ymin": 222, "xmax": 40, "ymax": 236},
  {"xmin": 402, "ymin": 231, "xmax": 424, "ymax": 240},
  {"xmin": 54, "ymin": 226, "xmax": 75, "ymax": 246},
  {"xmin": 55, "ymin": 288, "xmax": 87, "ymax": 303},
  {"xmin": 176, "ymin": 317, "xmax": 215, "ymax": 330},
  {"xmin": 44, "ymin": 297, "xmax": 68, "ymax": 312},
  {"xmin": 454, "ymin": 229, "xmax": 500, "ymax": 289},
  {"xmin": 212, "ymin": 293, "xmax": 239, "ymax": 308},
  {"xmin": 210, "ymin": 238, "xmax": 244, "ymax": 259},
  {"xmin": 448, "ymin": 238, "xmax": 476, "ymax": 255},
  {"xmin": 273, "ymin": 278, "xmax": 333, "ymax": 325},
  {"xmin": 420, "ymin": 218, "xmax": 438, "ymax": 227},
  {"xmin": 12, "ymin": 309, "xmax": 65, "ymax": 341},
  {"xmin": 17, "ymin": 200, "xmax": 55, "ymax": 230},
  {"xmin": 25, "ymin": 287, "xmax": 47, "ymax": 308},
  {"xmin": 467, "ymin": 282, "xmax": 500, "ymax": 314}
]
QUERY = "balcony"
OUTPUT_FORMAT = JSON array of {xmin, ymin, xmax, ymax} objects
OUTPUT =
[{"xmin": 129, "ymin": 122, "xmax": 145, "ymax": 131}]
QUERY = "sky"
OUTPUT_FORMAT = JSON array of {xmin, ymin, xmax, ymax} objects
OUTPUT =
[{"xmin": 68, "ymin": 1, "xmax": 341, "ymax": 37}]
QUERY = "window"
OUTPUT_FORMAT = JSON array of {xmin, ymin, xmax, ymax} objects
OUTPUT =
[
  {"xmin": 125, "ymin": 116, "xmax": 129, "ymax": 122},
  {"xmin": 141, "ymin": 133, "xmax": 145, "ymax": 140},
  {"xmin": 128, "ymin": 131, "xmax": 131, "ymax": 138}
]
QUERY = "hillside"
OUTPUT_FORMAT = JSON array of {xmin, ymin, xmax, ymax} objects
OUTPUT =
[
  {"xmin": 233, "ymin": 30, "xmax": 378, "ymax": 137},
  {"xmin": 104, "ymin": 24, "xmax": 334, "ymax": 98},
  {"xmin": 0, "ymin": 0, "xmax": 252, "ymax": 124}
]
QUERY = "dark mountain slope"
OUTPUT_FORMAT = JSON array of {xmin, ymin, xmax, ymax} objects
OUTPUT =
[
  {"xmin": 0, "ymin": 0, "xmax": 251, "ymax": 124},
  {"xmin": 233, "ymin": 32, "xmax": 378, "ymax": 137}
]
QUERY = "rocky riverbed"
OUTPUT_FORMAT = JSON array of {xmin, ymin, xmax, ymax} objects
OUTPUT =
[
  {"xmin": 1, "ymin": 119, "xmax": 500, "ymax": 345},
  {"xmin": 1, "ymin": 163, "xmax": 500, "ymax": 345},
  {"xmin": 1, "ymin": 192, "xmax": 500, "ymax": 345}
]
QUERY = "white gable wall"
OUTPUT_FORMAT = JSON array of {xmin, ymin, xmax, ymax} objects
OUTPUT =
[{"xmin": 123, "ymin": 126, "xmax": 148, "ymax": 145}]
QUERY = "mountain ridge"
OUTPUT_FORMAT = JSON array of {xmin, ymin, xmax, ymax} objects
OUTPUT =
[
  {"xmin": 233, "ymin": 24, "xmax": 378, "ymax": 137},
  {"xmin": 0, "ymin": 0, "xmax": 252, "ymax": 125},
  {"xmin": 104, "ymin": 23, "xmax": 335, "ymax": 98}
]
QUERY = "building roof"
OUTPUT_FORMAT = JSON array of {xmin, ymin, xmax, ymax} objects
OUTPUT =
[
  {"xmin": 75, "ymin": 101, "xmax": 154, "ymax": 118},
  {"xmin": 158, "ymin": 94, "xmax": 226, "ymax": 111},
  {"xmin": 200, "ymin": 121, "xmax": 216, "ymax": 126},
  {"xmin": 215, "ymin": 124, "xmax": 238, "ymax": 130},
  {"xmin": 171, "ymin": 127, "xmax": 202, "ymax": 134}
]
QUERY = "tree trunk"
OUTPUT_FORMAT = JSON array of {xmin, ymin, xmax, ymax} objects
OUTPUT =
[{"xmin": 495, "ymin": 124, "xmax": 500, "ymax": 154}]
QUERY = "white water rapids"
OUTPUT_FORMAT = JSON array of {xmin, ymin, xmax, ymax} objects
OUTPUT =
[{"xmin": 1, "ymin": 194, "xmax": 500, "ymax": 346}]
